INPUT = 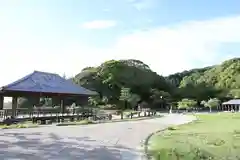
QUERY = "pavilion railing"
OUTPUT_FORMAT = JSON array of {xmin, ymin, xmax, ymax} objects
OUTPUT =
[
  {"xmin": 0, "ymin": 110, "xmax": 5, "ymax": 120},
  {"xmin": 0, "ymin": 106, "xmax": 94, "ymax": 120}
]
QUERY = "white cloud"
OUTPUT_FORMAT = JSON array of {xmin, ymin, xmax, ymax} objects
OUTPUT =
[
  {"xmin": 81, "ymin": 20, "xmax": 117, "ymax": 29},
  {"xmin": 108, "ymin": 16, "xmax": 240, "ymax": 74},
  {"xmin": 1, "ymin": 15, "xmax": 240, "ymax": 103}
]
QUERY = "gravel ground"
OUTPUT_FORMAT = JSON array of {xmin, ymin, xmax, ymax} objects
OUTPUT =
[{"xmin": 0, "ymin": 114, "xmax": 195, "ymax": 160}]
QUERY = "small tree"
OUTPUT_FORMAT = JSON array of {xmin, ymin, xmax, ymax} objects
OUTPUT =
[
  {"xmin": 201, "ymin": 98, "xmax": 220, "ymax": 112},
  {"xmin": 119, "ymin": 87, "xmax": 131, "ymax": 106},
  {"xmin": 177, "ymin": 98, "xmax": 197, "ymax": 111},
  {"xmin": 88, "ymin": 96, "xmax": 101, "ymax": 106},
  {"xmin": 128, "ymin": 94, "xmax": 141, "ymax": 110},
  {"xmin": 200, "ymin": 100, "xmax": 207, "ymax": 110},
  {"xmin": 119, "ymin": 87, "xmax": 131, "ymax": 119},
  {"xmin": 150, "ymin": 89, "xmax": 171, "ymax": 110}
]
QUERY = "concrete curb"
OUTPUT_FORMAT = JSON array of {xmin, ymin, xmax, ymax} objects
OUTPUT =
[
  {"xmin": 0, "ymin": 115, "xmax": 164, "ymax": 130},
  {"xmin": 55, "ymin": 115, "xmax": 163, "ymax": 126},
  {"xmin": 143, "ymin": 115, "xmax": 197, "ymax": 160},
  {"xmin": 143, "ymin": 128, "xmax": 166, "ymax": 160}
]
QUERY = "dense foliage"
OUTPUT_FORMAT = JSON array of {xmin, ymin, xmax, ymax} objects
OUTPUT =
[
  {"xmin": 72, "ymin": 59, "xmax": 172, "ymax": 109},
  {"xmin": 201, "ymin": 98, "xmax": 220, "ymax": 112},
  {"xmin": 177, "ymin": 99, "xmax": 197, "ymax": 110},
  {"xmin": 17, "ymin": 58, "xmax": 239, "ymax": 110},
  {"xmin": 167, "ymin": 58, "xmax": 240, "ymax": 101}
]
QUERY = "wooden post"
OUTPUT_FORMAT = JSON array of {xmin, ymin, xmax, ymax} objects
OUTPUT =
[
  {"xmin": 51, "ymin": 96, "xmax": 55, "ymax": 108},
  {"xmin": 60, "ymin": 98, "xmax": 65, "ymax": 114},
  {"xmin": 12, "ymin": 97, "xmax": 18, "ymax": 117},
  {"xmin": 0, "ymin": 96, "xmax": 4, "ymax": 110}
]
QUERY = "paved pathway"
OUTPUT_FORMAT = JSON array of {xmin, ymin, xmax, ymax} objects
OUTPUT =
[{"xmin": 0, "ymin": 114, "xmax": 195, "ymax": 160}]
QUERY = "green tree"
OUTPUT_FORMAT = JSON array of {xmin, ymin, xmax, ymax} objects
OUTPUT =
[
  {"xmin": 119, "ymin": 87, "xmax": 131, "ymax": 119},
  {"xmin": 74, "ymin": 59, "xmax": 171, "ymax": 107},
  {"xmin": 228, "ymin": 89, "xmax": 240, "ymax": 98},
  {"xmin": 167, "ymin": 58, "xmax": 240, "ymax": 101},
  {"xmin": 201, "ymin": 98, "xmax": 220, "ymax": 112},
  {"xmin": 177, "ymin": 99, "xmax": 197, "ymax": 111},
  {"xmin": 18, "ymin": 58, "xmax": 240, "ymax": 110},
  {"xmin": 88, "ymin": 96, "xmax": 101, "ymax": 106},
  {"xmin": 150, "ymin": 89, "xmax": 171, "ymax": 109},
  {"xmin": 128, "ymin": 94, "xmax": 141, "ymax": 109},
  {"xmin": 179, "ymin": 58, "xmax": 240, "ymax": 90},
  {"xmin": 119, "ymin": 87, "xmax": 131, "ymax": 106}
]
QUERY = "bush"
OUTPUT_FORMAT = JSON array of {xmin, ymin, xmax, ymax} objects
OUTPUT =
[{"xmin": 167, "ymin": 126, "xmax": 178, "ymax": 131}]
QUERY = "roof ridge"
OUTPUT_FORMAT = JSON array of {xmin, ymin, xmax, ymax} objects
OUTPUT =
[
  {"xmin": 33, "ymin": 70, "xmax": 59, "ymax": 76},
  {"xmin": 1, "ymin": 71, "xmax": 35, "ymax": 89}
]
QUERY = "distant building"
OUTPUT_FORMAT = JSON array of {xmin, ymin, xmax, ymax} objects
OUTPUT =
[{"xmin": 221, "ymin": 99, "xmax": 240, "ymax": 111}]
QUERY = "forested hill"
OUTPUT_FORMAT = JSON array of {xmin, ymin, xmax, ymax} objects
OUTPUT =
[
  {"xmin": 17, "ymin": 59, "xmax": 172, "ymax": 109},
  {"xmin": 16, "ymin": 58, "xmax": 239, "ymax": 109},
  {"xmin": 166, "ymin": 58, "xmax": 240, "ymax": 98},
  {"xmin": 165, "ymin": 66, "xmax": 213, "ymax": 87},
  {"xmin": 72, "ymin": 59, "xmax": 172, "ymax": 107}
]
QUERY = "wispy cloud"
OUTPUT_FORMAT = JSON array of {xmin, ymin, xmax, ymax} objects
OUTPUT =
[
  {"xmin": 127, "ymin": 0, "xmax": 155, "ymax": 11},
  {"xmin": 102, "ymin": 8, "xmax": 110, "ymax": 12},
  {"xmin": 1, "ymin": 15, "xmax": 240, "ymax": 95},
  {"xmin": 81, "ymin": 20, "xmax": 117, "ymax": 29},
  {"xmin": 109, "ymin": 16, "xmax": 240, "ymax": 75}
]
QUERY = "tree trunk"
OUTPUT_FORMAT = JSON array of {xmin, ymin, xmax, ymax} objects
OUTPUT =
[{"xmin": 121, "ymin": 111, "xmax": 123, "ymax": 119}]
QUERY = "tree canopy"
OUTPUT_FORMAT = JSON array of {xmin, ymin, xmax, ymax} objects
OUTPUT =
[
  {"xmin": 167, "ymin": 58, "xmax": 240, "ymax": 101},
  {"xmin": 201, "ymin": 98, "xmax": 220, "ymax": 112},
  {"xmin": 72, "ymin": 59, "xmax": 171, "ymax": 109},
  {"xmin": 177, "ymin": 98, "xmax": 197, "ymax": 110},
  {"xmin": 17, "ymin": 57, "xmax": 239, "ymax": 110}
]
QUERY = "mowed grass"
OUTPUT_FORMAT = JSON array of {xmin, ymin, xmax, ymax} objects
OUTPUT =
[
  {"xmin": 148, "ymin": 113, "xmax": 240, "ymax": 160},
  {"xmin": 0, "ymin": 121, "xmax": 38, "ymax": 129}
]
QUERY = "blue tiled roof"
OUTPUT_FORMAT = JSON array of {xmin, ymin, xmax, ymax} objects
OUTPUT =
[
  {"xmin": 222, "ymin": 99, "xmax": 240, "ymax": 105},
  {"xmin": 0, "ymin": 71, "xmax": 97, "ymax": 95}
]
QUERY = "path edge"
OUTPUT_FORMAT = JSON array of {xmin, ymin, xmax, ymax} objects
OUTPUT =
[{"xmin": 143, "ymin": 114, "xmax": 197, "ymax": 160}]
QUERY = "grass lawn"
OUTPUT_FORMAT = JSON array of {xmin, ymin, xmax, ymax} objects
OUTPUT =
[
  {"xmin": 148, "ymin": 113, "xmax": 240, "ymax": 160},
  {"xmin": 0, "ymin": 121, "xmax": 39, "ymax": 129}
]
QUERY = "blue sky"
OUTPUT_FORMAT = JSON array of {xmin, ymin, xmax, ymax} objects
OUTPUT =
[{"xmin": 0, "ymin": 0, "xmax": 240, "ymax": 86}]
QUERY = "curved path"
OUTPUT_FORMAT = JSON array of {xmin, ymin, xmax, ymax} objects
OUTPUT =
[{"xmin": 0, "ymin": 114, "xmax": 195, "ymax": 160}]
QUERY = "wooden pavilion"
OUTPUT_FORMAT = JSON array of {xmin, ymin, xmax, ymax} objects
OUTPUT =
[
  {"xmin": 0, "ymin": 71, "xmax": 97, "ymax": 118},
  {"xmin": 221, "ymin": 99, "xmax": 240, "ymax": 111}
]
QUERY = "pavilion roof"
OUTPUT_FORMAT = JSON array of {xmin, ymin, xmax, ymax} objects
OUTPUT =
[
  {"xmin": 222, "ymin": 99, "xmax": 240, "ymax": 105},
  {"xmin": 0, "ymin": 71, "xmax": 97, "ymax": 96}
]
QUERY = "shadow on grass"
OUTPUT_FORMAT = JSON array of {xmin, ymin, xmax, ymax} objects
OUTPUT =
[{"xmin": 0, "ymin": 131, "xmax": 139, "ymax": 160}]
